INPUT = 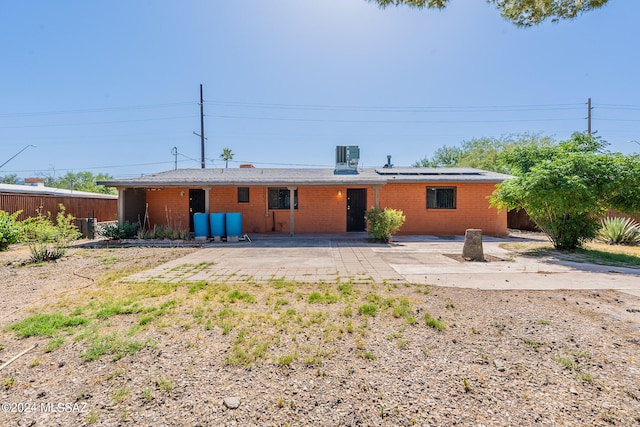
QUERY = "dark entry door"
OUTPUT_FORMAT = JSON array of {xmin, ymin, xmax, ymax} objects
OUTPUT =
[
  {"xmin": 346, "ymin": 189, "xmax": 367, "ymax": 232},
  {"xmin": 189, "ymin": 189, "xmax": 205, "ymax": 232},
  {"xmin": 123, "ymin": 189, "xmax": 146, "ymax": 225}
]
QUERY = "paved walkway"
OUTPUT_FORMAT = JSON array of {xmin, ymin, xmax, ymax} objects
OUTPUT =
[{"xmin": 126, "ymin": 233, "xmax": 640, "ymax": 297}]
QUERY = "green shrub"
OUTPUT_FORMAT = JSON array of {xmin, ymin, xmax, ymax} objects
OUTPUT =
[
  {"xmin": 29, "ymin": 243, "xmax": 67, "ymax": 263},
  {"xmin": 98, "ymin": 222, "xmax": 139, "ymax": 239},
  {"xmin": 20, "ymin": 205, "xmax": 80, "ymax": 244},
  {"xmin": 597, "ymin": 216, "xmax": 640, "ymax": 245},
  {"xmin": 20, "ymin": 210, "xmax": 60, "ymax": 243},
  {"xmin": 53, "ymin": 205, "xmax": 81, "ymax": 242},
  {"xmin": 22, "ymin": 205, "xmax": 80, "ymax": 263},
  {"xmin": 0, "ymin": 210, "xmax": 21, "ymax": 250},
  {"xmin": 365, "ymin": 207, "xmax": 406, "ymax": 243}
]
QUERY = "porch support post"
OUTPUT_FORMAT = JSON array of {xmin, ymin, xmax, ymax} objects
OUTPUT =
[
  {"xmin": 203, "ymin": 186, "xmax": 212, "ymax": 214},
  {"xmin": 117, "ymin": 187, "xmax": 126, "ymax": 226},
  {"xmin": 288, "ymin": 186, "xmax": 297, "ymax": 237},
  {"xmin": 372, "ymin": 185, "xmax": 383, "ymax": 209}
]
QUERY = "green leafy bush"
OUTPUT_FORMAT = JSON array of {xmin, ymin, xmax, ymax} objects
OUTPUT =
[
  {"xmin": 24, "ymin": 205, "xmax": 81, "ymax": 263},
  {"xmin": 98, "ymin": 222, "xmax": 139, "ymax": 240},
  {"xmin": 597, "ymin": 217, "xmax": 640, "ymax": 245},
  {"xmin": 0, "ymin": 205, "xmax": 80, "ymax": 259},
  {"xmin": 365, "ymin": 207, "xmax": 406, "ymax": 243},
  {"xmin": 20, "ymin": 205, "xmax": 80, "ymax": 244},
  {"xmin": 491, "ymin": 133, "xmax": 640, "ymax": 250},
  {"xmin": 0, "ymin": 210, "xmax": 22, "ymax": 250}
]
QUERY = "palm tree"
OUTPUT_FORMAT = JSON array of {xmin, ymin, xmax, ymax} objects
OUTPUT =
[{"xmin": 220, "ymin": 147, "xmax": 234, "ymax": 168}]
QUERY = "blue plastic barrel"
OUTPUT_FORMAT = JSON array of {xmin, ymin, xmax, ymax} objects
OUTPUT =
[
  {"xmin": 193, "ymin": 213, "xmax": 210, "ymax": 238},
  {"xmin": 226, "ymin": 212, "xmax": 242, "ymax": 237},
  {"xmin": 210, "ymin": 213, "xmax": 226, "ymax": 237}
]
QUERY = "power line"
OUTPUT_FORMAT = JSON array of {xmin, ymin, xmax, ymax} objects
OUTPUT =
[
  {"xmin": 0, "ymin": 115, "xmax": 198, "ymax": 129},
  {"xmin": 599, "ymin": 104, "xmax": 640, "ymax": 110},
  {"xmin": 599, "ymin": 118, "xmax": 640, "ymax": 122},
  {"xmin": 208, "ymin": 114, "xmax": 581, "ymax": 124},
  {"xmin": 3, "ymin": 160, "xmax": 175, "ymax": 174},
  {"xmin": 0, "ymin": 102, "xmax": 194, "ymax": 118},
  {"xmin": 207, "ymin": 100, "xmax": 584, "ymax": 113}
]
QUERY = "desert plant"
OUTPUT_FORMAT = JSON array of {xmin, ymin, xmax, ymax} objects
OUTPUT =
[
  {"xmin": 20, "ymin": 205, "xmax": 80, "ymax": 243},
  {"xmin": 358, "ymin": 303, "xmax": 377, "ymax": 317},
  {"xmin": 98, "ymin": 221, "xmax": 139, "ymax": 239},
  {"xmin": 424, "ymin": 313, "xmax": 445, "ymax": 331},
  {"xmin": 29, "ymin": 243, "xmax": 67, "ymax": 263},
  {"xmin": 54, "ymin": 205, "xmax": 82, "ymax": 242},
  {"xmin": 24, "ymin": 205, "xmax": 80, "ymax": 262},
  {"xmin": 20, "ymin": 210, "xmax": 58, "ymax": 243},
  {"xmin": 0, "ymin": 210, "xmax": 21, "ymax": 250},
  {"xmin": 597, "ymin": 216, "xmax": 640, "ymax": 245},
  {"xmin": 522, "ymin": 338, "xmax": 544, "ymax": 349},
  {"xmin": 365, "ymin": 207, "xmax": 406, "ymax": 242}
]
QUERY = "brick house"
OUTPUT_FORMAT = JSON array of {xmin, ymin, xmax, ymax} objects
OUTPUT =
[{"xmin": 99, "ymin": 151, "xmax": 511, "ymax": 236}]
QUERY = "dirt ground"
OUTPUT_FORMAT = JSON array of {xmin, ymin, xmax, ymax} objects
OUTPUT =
[{"xmin": 1, "ymin": 242, "xmax": 639, "ymax": 426}]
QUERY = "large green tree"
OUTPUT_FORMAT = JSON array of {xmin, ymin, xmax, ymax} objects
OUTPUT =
[
  {"xmin": 0, "ymin": 173, "xmax": 19, "ymax": 184},
  {"xmin": 46, "ymin": 171, "xmax": 117, "ymax": 195},
  {"xmin": 491, "ymin": 133, "xmax": 640, "ymax": 250},
  {"xmin": 414, "ymin": 133, "xmax": 554, "ymax": 173},
  {"xmin": 368, "ymin": 0, "xmax": 609, "ymax": 27}
]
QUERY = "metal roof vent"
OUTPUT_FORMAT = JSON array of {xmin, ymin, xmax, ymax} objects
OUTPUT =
[
  {"xmin": 334, "ymin": 145, "xmax": 360, "ymax": 174},
  {"xmin": 383, "ymin": 155, "xmax": 393, "ymax": 168}
]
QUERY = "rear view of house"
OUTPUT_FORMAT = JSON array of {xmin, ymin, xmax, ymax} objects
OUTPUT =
[{"xmin": 99, "ymin": 147, "xmax": 510, "ymax": 237}]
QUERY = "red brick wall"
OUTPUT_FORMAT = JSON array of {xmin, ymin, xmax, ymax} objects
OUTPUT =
[
  {"xmin": 145, "ymin": 188, "xmax": 190, "ymax": 231},
  {"xmin": 210, "ymin": 186, "xmax": 348, "ymax": 233},
  {"xmin": 142, "ymin": 182, "xmax": 506, "ymax": 236},
  {"xmin": 296, "ymin": 186, "xmax": 348, "ymax": 233},
  {"xmin": 378, "ymin": 182, "xmax": 507, "ymax": 236},
  {"xmin": 210, "ymin": 186, "xmax": 270, "ymax": 233}
]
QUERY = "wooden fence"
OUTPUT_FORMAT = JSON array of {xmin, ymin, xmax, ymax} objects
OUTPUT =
[
  {"xmin": 508, "ymin": 208, "xmax": 640, "ymax": 232},
  {"xmin": 0, "ymin": 193, "xmax": 117, "ymax": 222}
]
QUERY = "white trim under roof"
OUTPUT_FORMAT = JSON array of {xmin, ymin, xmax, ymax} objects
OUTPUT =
[{"xmin": 0, "ymin": 183, "xmax": 117, "ymax": 199}]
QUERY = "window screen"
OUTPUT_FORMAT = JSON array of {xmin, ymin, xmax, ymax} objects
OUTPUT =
[
  {"xmin": 426, "ymin": 187, "xmax": 456, "ymax": 209},
  {"xmin": 268, "ymin": 188, "xmax": 298, "ymax": 210},
  {"xmin": 238, "ymin": 187, "xmax": 249, "ymax": 203}
]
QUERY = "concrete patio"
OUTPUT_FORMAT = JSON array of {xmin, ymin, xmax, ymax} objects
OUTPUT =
[{"xmin": 125, "ymin": 233, "xmax": 640, "ymax": 297}]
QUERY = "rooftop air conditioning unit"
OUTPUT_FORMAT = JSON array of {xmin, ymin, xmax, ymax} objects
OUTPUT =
[{"xmin": 334, "ymin": 145, "xmax": 359, "ymax": 174}]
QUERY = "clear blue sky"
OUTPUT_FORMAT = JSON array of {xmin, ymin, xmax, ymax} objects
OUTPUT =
[{"xmin": 1, "ymin": 0, "xmax": 639, "ymax": 179}]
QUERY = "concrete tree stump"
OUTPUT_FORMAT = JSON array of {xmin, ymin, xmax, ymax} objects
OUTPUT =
[{"xmin": 462, "ymin": 229, "xmax": 485, "ymax": 261}]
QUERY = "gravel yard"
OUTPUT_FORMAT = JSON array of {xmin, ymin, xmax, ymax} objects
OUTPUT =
[{"xmin": 1, "ymin": 241, "xmax": 639, "ymax": 426}]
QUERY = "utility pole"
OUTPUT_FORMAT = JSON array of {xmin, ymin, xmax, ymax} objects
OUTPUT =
[
  {"xmin": 587, "ymin": 98, "xmax": 592, "ymax": 136},
  {"xmin": 193, "ymin": 85, "xmax": 207, "ymax": 168},
  {"xmin": 171, "ymin": 147, "xmax": 178, "ymax": 170},
  {"xmin": 199, "ymin": 84, "xmax": 205, "ymax": 168}
]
